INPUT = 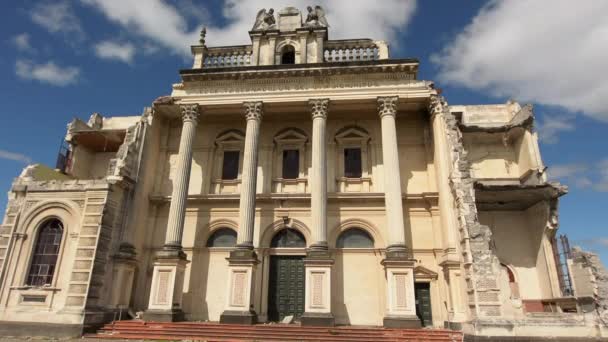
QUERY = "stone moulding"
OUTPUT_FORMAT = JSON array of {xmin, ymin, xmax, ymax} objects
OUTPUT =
[
  {"xmin": 429, "ymin": 93, "xmax": 503, "ymax": 320},
  {"xmin": 175, "ymin": 72, "xmax": 425, "ymax": 96}
]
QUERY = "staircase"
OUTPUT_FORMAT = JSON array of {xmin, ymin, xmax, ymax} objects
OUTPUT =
[{"xmin": 86, "ymin": 320, "xmax": 463, "ymax": 342}]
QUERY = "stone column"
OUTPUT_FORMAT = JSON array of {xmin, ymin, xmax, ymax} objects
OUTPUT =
[
  {"xmin": 164, "ymin": 105, "xmax": 200, "ymax": 249},
  {"xmin": 301, "ymin": 98, "xmax": 334, "ymax": 326},
  {"xmin": 377, "ymin": 96, "xmax": 420, "ymax": 328},
  {"xmin": 236, "ymin": 101, "xmax": 263, "ymax": 250},
  {"xmin": 379, "ymin": 96, "xmax": 407, "ymax": 254},
  {"xmin": 220, "ymin": 102, "xmax": 263, "ymax": 325},
  {"xmin": 309, "ymin": 99, "xmax": 329, "ymax": 251},
  {"xmin": 144, "ymin": 104, "xmax": 199, "ymax": 322}
]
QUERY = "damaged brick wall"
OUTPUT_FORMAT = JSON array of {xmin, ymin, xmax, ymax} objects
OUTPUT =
[{"xmin": 430, "ymin": 94, "xmax": 503, "ymax": 319}]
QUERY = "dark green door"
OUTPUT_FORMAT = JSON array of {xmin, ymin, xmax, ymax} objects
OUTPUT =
[
  {"xmin": 268, "ymin": 256, "xmax": 305, "ymax": 322},
  {"xmin": 415, "ymin": 282, "xmax": 433, "ymax": 327}
]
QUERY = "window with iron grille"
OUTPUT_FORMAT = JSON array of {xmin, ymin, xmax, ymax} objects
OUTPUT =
[
  {"xmin": 344, "ymin": 148, "xmax": 362, "ymax": 178},
  {"xmin": 282, "ymin": 149, "xmax": 300, "ymax": 179},
  {"xmin": 221, "ymin": 150, "xmax": 240, "ymax": 180},
  {"xmin": 27, "ymin": 219, "xmax": 63, "ymax": 286}
]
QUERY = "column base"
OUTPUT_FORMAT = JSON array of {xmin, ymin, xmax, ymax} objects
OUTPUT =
[
  {"xmin": 383, "ymin": 315, "xmax": 422, "ymax": 329},
  {"xmin": 219, "ymin": 310, "xmax": 257, "ymax": 325},
  {"xmin": 142, "ymin": 309, "xmax": 185, "ymax": 322},
  {"xmin": 301, "ymin": 312, "xmax": 335, "ymax": 327}
]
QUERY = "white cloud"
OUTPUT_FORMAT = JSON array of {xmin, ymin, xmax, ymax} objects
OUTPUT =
[
  {"xmin": 94, "ymin": 41, "xmax": 136, "ymax": 63},
  {"xmin": 0, "ymin": 149, "xmax": 33, "ymax": 164},
  {"xmin": 578, "ymin": 238, "xmax": 608, "ymax": 249},
  {"xmin": 31, "ymin": 1, "xmax": 84, "ymax": 39},
  {"xmin": 548, "ymin": 159, "xmax": 608, "ymax": 192},
  {"xmin": 549, "ymin": 164, "xmax": 588, "ymax": 179},
  {"xmin": 537, "ymin": 114, "xmax": 575, "ymax": 144},
  {"xmin": 82, "ymin": 0, "xmax": 417, "ymax": 57},
  {"xmin": 15, "ymin": 60, "xmax": 80, "ymax": 86},
  {"xmin": 433, "ymin": 0, "xmax": 608, "ymax": 122},
  {"xmin": 12, "ymin": 33, "xmax": 35, "ymax": 52}
]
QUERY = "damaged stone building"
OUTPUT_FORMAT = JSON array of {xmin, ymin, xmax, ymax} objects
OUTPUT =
[{"xmin": 0, "ymin": 6, "xmax": 606, "ymax": 341}]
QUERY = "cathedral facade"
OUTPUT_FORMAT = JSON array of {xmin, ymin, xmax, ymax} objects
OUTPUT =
[{"xmin": 0, "ymin": 6, "xmax": 605, "ymax": 340}]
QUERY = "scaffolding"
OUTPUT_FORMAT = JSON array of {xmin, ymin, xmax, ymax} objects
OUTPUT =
[{"xmin": 552, "ymin": 234, "xmax": 574, "ymax": 296}]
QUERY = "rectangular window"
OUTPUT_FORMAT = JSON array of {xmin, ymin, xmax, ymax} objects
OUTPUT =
[
  {"xmin": 222, "ymin": 151, "xmax": 240, "ymax": 180},
  {"xmin": 282, "ymin": 149, "xmax": 300, "ymax": 179},
  {"xmin": 344, "ymin": 148, "xmax": 362, "ymax": 178}
]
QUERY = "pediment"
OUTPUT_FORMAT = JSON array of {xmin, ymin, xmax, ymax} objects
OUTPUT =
[
  {"xmin": 414, "ymin": 265, "xmax": 438, "ymax": 280},
  {"xmin": 274, "ymin": 128, "xmax": 308, "ymax": 144},
  {"xmin": 335, "ymin": 126, "xmax": 370, "ymax": 142},
  {"xmin": 216, "ymin": 130, "xmax": 245, "ymax": 143}
]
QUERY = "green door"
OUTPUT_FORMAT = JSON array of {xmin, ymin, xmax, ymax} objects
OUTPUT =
[
  {"xmin": 415, "ymin": 282, "xmax": 433, "ymax": 327},
  {"xmin": 268, "ymin": 256, "xmax": 305, "ymax": 322}
]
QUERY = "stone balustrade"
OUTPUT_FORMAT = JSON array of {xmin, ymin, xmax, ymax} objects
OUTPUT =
[
  {"xmin": 324, "ymin": 39, "xmax": 388, "ymax": 62},
  {"xmin": 203, "ymin": 46, "xmax": 253, "ymax": 68}
]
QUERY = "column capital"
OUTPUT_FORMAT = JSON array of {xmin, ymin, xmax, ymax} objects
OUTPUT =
[
  {"xmin": 180, "ymin": 104, "xmax": 201, "ymax": 124},
  {"xmin": 377, "ymin": 96, "xmax": 399, "ymax": 118},
  {"xmin": 243, "ymin": 101, "xmax": 263, "ymax": 121},
  {"xmin": 309, "ymin": 98, "xmax": 330, "ymax": 119},
  {"xmin": 428, "ymin": 94, "xmax": 445, "ymax": 120}
]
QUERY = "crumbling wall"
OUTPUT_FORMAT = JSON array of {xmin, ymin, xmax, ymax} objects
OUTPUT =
[
  {"xmin": 571, "ymin": 247, "xmax": 608, "ymax": 325},
  {"xmin": 430, "ymin": 94, "xmax": 503, "ymax": 319}
]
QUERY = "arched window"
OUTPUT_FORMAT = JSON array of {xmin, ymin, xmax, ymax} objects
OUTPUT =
[
  {"xmin": 281, "ymin": 46, "xmax": 296, "ymax": 64},
  {"xmin": 337, "ymin": 228, "xmax": 374, "ymax": 248},
  {"xmin": 27, "ymin": 219, "xmax": 63, "ymax": 286},
  {"xmin": 271, "ymin": 229, "xmax": 306, "ymax": 248},
  {"xmin": 206, "ymin": 228, "xmax": 237, "ymax": 247}
]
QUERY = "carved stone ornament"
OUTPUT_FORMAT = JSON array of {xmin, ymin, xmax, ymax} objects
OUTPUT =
[
  {"xmin": 242, "ymin": 101, "xmax": 263, "ymax": 121},
  {"xmin": 304, "ymin": 5, "xmax": 329, "ymax": 27},
  {"xmin": 428, "ymin": 94, "xmax": 443, "ymax": 119},
  {"xmin": 377, "ymin": 96, "xmax": 399, "ymax": 118},
  {"xmin": 180, "ymin": 104, "xmax": 201, "ymax": 124},
  {"xmin": 309, "ymin": 98, "xmax": 329, "ymax": 119},
  {"xmin": 252, "ymin": 8, "xmax": 277, "ymax": 31}
]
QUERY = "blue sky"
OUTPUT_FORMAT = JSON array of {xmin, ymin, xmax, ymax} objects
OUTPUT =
[{"xmin": 1, "ymin": 1, "xmax": 607, "ymax": 263}]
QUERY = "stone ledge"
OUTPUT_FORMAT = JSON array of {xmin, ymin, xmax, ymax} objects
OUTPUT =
[
  {"xmin": 301, "ymin": 312, "xmax": 335, "ymax": 327},
  {"xmin": 0, "ymin": 321, "xmax": 83, "ymax": 338}
]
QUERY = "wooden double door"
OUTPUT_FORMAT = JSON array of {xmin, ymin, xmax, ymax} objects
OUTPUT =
[
  {"xmin": 268, "ymin": 255, "xmax": 305, "ymax": 322},
  {"xmin": 415, "ymin": 282, "xmax": 433, "ymax": 327}
]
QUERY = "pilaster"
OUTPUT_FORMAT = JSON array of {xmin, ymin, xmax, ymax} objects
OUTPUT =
[{"xmin": 429, "ymin": 101, "xmax": 460, "ymax": 264}]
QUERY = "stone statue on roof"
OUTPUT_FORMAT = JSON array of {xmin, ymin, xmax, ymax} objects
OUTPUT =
[
  {"xmin": 304, "ymin": 5, "xmax": 329, "ymax": 27},
  {"xmin": 252, "ymin": 8, "xmax": 277, "ymax": 30}
]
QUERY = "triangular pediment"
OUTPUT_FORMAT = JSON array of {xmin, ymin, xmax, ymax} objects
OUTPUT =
[
  {"xmin": 216, "ymin": 130, "xmax": 245, "ymax": 143},
  {"xmin": 414, "ymin": 265, "xmax": 438, "ymax": 280},
  {"xmin": 335, "ymin": 126, "xmax": 370, "ymax": 143},
  {"xmin": 274, "ymin": 128, "xmax": 308, "ymax": 143}
]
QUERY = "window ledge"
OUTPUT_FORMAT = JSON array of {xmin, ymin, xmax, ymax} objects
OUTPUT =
[{"xmin": 11, "ymin": 286, "xmax": 61, "ymax": 292}]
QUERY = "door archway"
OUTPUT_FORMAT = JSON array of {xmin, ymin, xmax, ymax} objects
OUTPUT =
[{"xmin": 267, "ymin": 228, "xmax": 306, "ymax": 322}]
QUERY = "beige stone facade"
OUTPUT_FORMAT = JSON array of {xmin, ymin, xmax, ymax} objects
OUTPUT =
[{"xmin": 0, "ymin": 7, "xmax": 606, "ymax": 340}]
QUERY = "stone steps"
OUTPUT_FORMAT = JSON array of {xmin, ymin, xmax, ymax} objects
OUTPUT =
[{"xmin": 86, "ymin": 321, "xmax": 463, "ymax": 342}]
